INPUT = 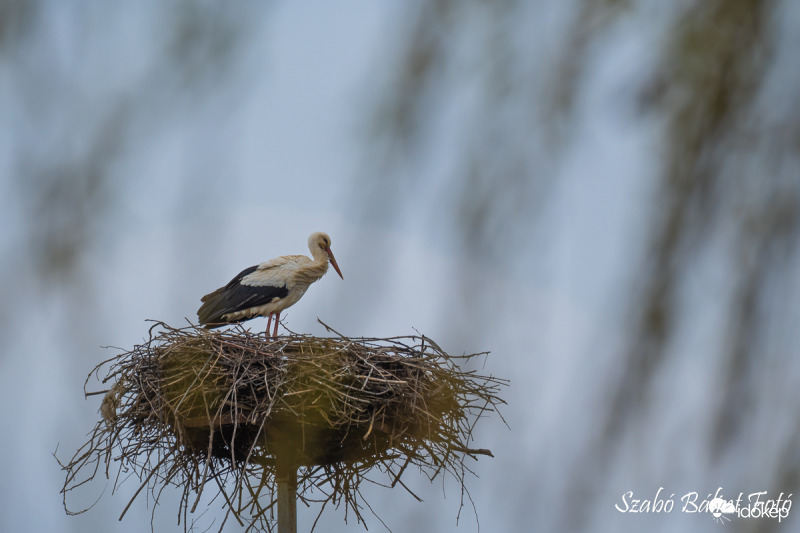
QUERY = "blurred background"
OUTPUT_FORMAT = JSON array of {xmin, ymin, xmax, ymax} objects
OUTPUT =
[{"xmin": 1, "ymin": 1, "xmax": 799, "ymax": 532}]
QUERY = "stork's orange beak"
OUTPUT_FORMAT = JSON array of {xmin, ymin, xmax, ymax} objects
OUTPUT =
[{"xmin": 327, "ymin": 248, "xmax": 343, "ymax": 279}]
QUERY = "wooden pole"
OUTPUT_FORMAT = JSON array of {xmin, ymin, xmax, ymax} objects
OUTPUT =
[{"xmin": 276, "ymin": 460, "xmax": 297, "ymax": 533}]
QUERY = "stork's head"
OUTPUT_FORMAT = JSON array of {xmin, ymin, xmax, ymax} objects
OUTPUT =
[{"xmin": 308, "ymin": 232, "xmax": 343, "ymax": 279}]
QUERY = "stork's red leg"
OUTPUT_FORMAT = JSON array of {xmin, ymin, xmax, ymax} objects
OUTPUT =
[
  {"xmin": 273, "ymin": 312, "xmax": 280, "ymax": 338},
  {"xmin": 266, "ymin": 314, "xmax": 273, "ymax": 337}
]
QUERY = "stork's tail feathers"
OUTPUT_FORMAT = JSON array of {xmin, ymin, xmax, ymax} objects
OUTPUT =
[{"xmin": 197, "ymin": 289, "xmax": 231, "ymax": 328}]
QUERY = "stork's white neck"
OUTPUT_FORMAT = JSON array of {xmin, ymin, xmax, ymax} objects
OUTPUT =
[
  {"xmin": 292, "ymin": 245, "xmax": 329, "ymax": 286},
  {"xmin": 309, "ymin": 245, "xmax": 328, "ymax": 263}
]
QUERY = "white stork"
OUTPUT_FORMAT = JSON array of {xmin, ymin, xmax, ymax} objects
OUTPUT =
[{"xmin": 197, "ymin": 232, "xmax": 343, "ymax": 337}]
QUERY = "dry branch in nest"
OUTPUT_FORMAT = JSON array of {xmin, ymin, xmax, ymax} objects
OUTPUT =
[{"xmin": 59, "ymin": 321, "xmax": 507, "ymax": 531}]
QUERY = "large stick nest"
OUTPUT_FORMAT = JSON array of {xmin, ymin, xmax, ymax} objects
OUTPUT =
[{"xmin": 59, "ymin": 321, "xmax": 507, "ymax": 531}]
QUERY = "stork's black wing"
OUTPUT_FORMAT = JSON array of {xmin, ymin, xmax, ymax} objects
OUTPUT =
[{"xmin": 197, "ymin": 265, "xmax": 289, "ymax": 327}]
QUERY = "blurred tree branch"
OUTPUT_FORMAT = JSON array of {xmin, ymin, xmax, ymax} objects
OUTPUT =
[{"xmin": 358, "ymin": 4, "xmax": 800, "ymax": 527}]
